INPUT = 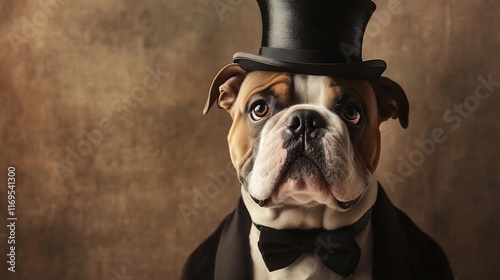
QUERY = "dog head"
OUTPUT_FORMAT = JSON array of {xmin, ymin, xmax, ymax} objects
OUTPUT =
[{"xmin": 205, "ymin": 63, "xmax": 408, "ymax": 229}]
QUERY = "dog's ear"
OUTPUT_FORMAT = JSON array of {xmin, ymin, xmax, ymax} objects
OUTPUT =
[
  {"xmin": 371, "ymin": 76, "xmax": 409, "ymax": 128},
  {"xmin": 203, "ymin": 63, "xmax": 247, "ymax": 114}
]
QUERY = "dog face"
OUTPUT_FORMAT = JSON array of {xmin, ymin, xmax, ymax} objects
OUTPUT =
[{"xmin": 205, "ymin": 64, "xmax": 408, "ymax": 228}]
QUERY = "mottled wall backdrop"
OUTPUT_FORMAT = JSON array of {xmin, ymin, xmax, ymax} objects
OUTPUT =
[{"xmin": 0, "ymin": 0, "xmax": 498, "ymax": 279}]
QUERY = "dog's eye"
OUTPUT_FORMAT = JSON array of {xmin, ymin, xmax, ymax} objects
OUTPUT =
[
  {"xmin": 250, "ymin": 102, "xmax": 271, "ymax": 121},
  {"xmin": 342, "ymin": 105, "xmax": 361, "ymax": 125}
]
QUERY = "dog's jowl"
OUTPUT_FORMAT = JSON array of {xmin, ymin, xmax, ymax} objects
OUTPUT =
[{"xmin": 182, "ymin": 0, "xmax": 453, "ymax": 279}]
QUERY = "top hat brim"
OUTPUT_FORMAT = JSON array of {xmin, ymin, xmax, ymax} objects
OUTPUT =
[{"xmin": 233, "ymin": 52, "xmax": 386, "ymax": 80}]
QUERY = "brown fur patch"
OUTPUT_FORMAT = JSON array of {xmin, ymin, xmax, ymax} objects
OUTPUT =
[{"xmin": 338, "ymin": 78, "xmax": 381, "ymax": 172}]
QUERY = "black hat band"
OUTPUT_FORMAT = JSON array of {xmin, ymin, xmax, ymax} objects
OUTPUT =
[{"xmin": 259, "ymin": 47, "xmax": 362, "ymax": 64}]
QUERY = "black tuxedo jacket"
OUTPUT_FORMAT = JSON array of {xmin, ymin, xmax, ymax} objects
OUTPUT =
[{"xmin": 181, "ymin": 185, "xmax": 454, "ymax": 280}]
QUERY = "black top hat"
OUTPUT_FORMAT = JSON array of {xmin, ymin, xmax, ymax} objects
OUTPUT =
[{"xmin": 233, "ymin": 0, "xmax": 386, "ymax": 80}]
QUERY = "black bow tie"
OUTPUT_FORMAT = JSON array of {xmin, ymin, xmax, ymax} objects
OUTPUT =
[{"xmin": 255, "ymin": 209, "xmax": 371, "ymax": 278}]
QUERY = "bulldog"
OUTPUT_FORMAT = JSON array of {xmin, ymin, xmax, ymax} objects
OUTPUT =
[
  {"xmin": 181, "ymin": 64, "xmax": 453, "ymax": 280},
  {"xmin": 182, "ymin": 0, "xmax": 453, "ymax": 279}
]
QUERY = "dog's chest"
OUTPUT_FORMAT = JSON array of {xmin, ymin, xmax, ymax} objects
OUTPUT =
[{"xmin": 249, "ymin": 224, "xmax": 374, "ymax": 280}]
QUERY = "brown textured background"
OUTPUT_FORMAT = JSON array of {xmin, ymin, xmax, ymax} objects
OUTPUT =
[{"xmin": 0, "ymin": 0, "xmax": 499, "ymax": 279}]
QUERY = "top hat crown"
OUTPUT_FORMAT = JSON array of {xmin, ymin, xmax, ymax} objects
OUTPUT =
[{"xmin": 233, "ymin": 0, "xmax": 386, "ymax": 79}]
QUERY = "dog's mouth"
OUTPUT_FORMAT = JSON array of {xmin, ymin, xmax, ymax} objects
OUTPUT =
[
  {"xmin": 336, "ymin": 196, "xmax": 360, "ymax": 210},
  {"xmin": 250, "ymin": 194, "xmax": 360, "ymax": 209},
  {"xmin": 251, "ymin": 196, "xmax": 269, "ymax": 207},
  {"xmin": 249, "ymin": 154, "xmax": 363, "ymax": 209}
]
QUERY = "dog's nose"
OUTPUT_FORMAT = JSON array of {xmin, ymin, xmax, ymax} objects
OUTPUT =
[{"xmin": 285, "ymin": 109, "xmax": 325, "ymax": 138}]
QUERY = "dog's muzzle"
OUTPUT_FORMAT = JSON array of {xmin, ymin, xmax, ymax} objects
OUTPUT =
[{"xmin": 247, "ymin": 105, "xmax": 367, "ymax": 210}]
